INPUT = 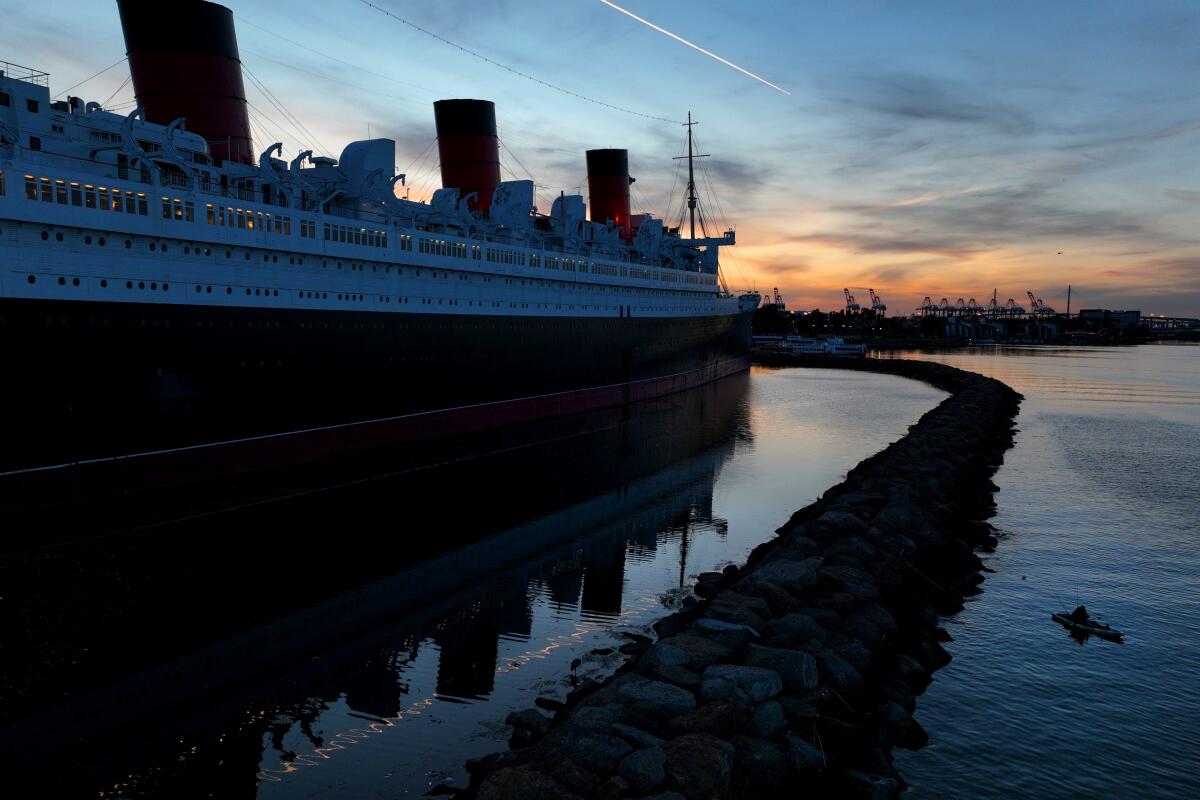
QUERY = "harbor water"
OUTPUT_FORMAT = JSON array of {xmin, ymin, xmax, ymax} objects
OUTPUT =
[
  {"xmin": 14, "ymin": 345, "xmax": 1198, "ymax": 798},
  {"xmin": 882, "ymin": 344, "xmax": 1200, "ymax": 799},
  {"xmin": 22, "ymin": 367, "xmax": 942, "ymax": 799}
]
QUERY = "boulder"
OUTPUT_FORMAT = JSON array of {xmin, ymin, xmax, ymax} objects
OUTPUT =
[
  {"xmin": 706, "ymin": 591, "xmax": 771, "ymax": 629},
  {"xmin": 582, "ymin": 674, "xmax": 697, "ymax": 722},
  {"xmin": 640, "ymin": 641, "xmax": 691, "ymax": 672},
  {"xmin": 663, "ymin": 733, "xmax": 735, "ymax": 800},
  {"xmin": 883, "ymin": 702, "xmax": 929, "ymax": 750},
  {"xmin": 670, "ymin": 700, "xmax": 751, "ymax": 738},
  {"xmin": 732, "ymin": 735, "xmax": 789, "ymax": 794},
  {"xmin": 686, "ymin": 618, "xmax": 760, "ymax": 650},
  {"xmin": 742, "ymin": 579, "xmax": 800, "ymax": 616},
  {"xmin": 819, "ymin": 564, "xmax": 881, "ymax": 600},
  {"xmin": 541, "ymin": 729, "xmax": 633, "ymax": 774},
  {"xmin": 665, "ymin": 634, "xmax": 736, "ymax": 671},
  {"xmin": 748, "ymin": 700, "xmax": 787, "ymax": 738},
  {"xmin": 650, "ymin": 663, "xmax": 702, "ymax": 689},
  {"xmin": 617, "ymin": 746, "xmax": 666, "ymax": 794},
  {"xmin": 694, "ymin": 572, "xmax": 724, "ymax": 598},
  {"xmin": 700, "ymin": 664, "xmax": 782, "ymax": 705},
  {"xmin": 786, "ymin": 735, "xmax": 825, "ymax": 775},
  {"xmin": 611, "ymin": 722, "xmax": 665, "ymax": 750},
  {"xmin": 813, "ymin": 510, "xmax": 869, "ymax": 534},
  {"xmin": 506, "ymin": 708, "xmax": 553, "ymax": 736},
  {"xmin": 744, "ymin": 644, "xmax": 818, "ymax": 692},
  {"xmin": 841, "ymin": 768, "xmax": 902, "ymax": 800},
  {"xmin": 764, "ymin": 612, "xmax": 829, "ymax": 647},
  {"xmin": 476, "ymin": 765, "xmax": 582, "ymax": 800},
  {"xmin": 806, "ymin": 645, "xmax": 864, "ymax": 691},
  {"xmin": 742, "ymin": 557, "xmax": 821, "ymax": 593},
  {"xmin": 776, "ymin": 696, "xmax": 818, "ymax": 728}
]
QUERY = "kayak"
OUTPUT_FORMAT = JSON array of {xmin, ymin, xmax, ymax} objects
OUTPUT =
[{"xmin": 1051, "ymin": 613, "xmax": 1124, "ymax": 642}]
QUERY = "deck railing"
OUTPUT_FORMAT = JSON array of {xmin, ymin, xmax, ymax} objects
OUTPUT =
[{"xmin": 1, "ymin": 60, "xmax": 50, "ymax": 87}]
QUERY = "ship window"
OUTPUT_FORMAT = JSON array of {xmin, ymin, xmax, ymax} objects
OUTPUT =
[
  {"xmin": 24, "ymin": 175, "xmax": 36, "ymax": 200},
  {"xmin": 0, "ymin": 170, "xmax": 5, "ymax": 196},
  {"xmin": 97, "ymin": 187, "xmax": 109, "ymax": 210},
  {"xmin": 0, "ymin": 92, "xmax": 8, "ymax": 107},
  {"xmin": 111, "ymin": 189, "xmax": 123, "ymax": 212},
  {"xmin": 40, "ymin": 178, "xmax": 52, "ymax": 202},
  {"xmin": 29, "ymin": 136, "xmax": 41, "ymax": 150},
  {"xmin": 26, "ymin": 98, "xmax": 38, "ymax": 113},
  {"xmin": 161, "ymin": 198, "xmax": 170, "ymax": 219},
  {"xmin": 185, "ymin": 201, "xmax": 194, "ymax": 222},
  {"xmin": 138, "ymin": 194, "xmax": 148, "ymax": 215},
  {"xmin": 282, "ymin": 216, "xmax": 291, "ymax": 235},
  {"xmin": 84, "ymin": 185, "xmax": 96, "ymax": 208},
  {"xmin": 206, "ymin": 204, "xmax": 215, "ymax": 225}
]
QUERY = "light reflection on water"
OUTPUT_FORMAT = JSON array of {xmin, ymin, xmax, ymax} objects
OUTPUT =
[
  {"xmin": 880, "ymin": 345, "xmax": 1200, "ymax": 800},
  {"xmin": 78, "ymin": 367, "xmax": 944, "ymax": 799}
]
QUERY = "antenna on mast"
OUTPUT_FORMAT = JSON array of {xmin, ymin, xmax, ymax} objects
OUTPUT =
[{"xmin": 673, "ymin": 112, "xmax": 709, "ymax": 240}]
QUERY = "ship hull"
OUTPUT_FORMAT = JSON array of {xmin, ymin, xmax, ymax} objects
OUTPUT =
[{"xmin": 1, "ymin": 297, "xmax": 752, "ymax": 474}]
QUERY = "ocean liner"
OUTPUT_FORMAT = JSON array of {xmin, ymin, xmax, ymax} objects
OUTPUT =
[{"xmin": 0, "ymin": 0, "xmax": 758, "ymax": 476}]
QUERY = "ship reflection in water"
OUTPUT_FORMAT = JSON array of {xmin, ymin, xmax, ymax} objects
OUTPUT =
[{"xmin": 4, "ymin": 368, "xmax": 946, "ymax": 799}]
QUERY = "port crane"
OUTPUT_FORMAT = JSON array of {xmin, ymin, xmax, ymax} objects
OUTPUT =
[
  {"xmin": 843, "ymin": 288, "xmax": 861, "ymax": 314},
  {"xmin": 868, "ymin": 288, "xmax": 887, "ymax": 316},
  {"xmin": 773, "ymin": 287, "xmax": 785, "ymax": 309},
  {"xmin": 1026, "ymin": 290, "xmax": 1056, "ymax": 316}
]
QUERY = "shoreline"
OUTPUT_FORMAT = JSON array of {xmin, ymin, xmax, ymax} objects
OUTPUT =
[{"xmin": 459, "ymin": 355, "xmax": 1022, "ymax": 799}]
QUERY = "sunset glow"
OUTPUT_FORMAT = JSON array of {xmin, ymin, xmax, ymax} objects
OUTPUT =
[{"xmin": 9, "ymin": 0, "xmax": 1196, "ymax": 315}]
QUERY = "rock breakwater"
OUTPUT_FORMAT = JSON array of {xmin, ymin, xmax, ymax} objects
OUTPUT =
[{"xmin": 460, "ymin": 356, "xmax": 1021, "ymax": 799}]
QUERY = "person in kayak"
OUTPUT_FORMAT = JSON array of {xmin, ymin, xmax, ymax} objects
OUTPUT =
[{"xmin": 1069, "ymin": 605, "xmax": 1090, "ymax": 623}]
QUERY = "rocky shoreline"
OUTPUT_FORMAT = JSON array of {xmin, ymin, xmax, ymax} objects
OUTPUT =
[{"xmin": 458, "ymin": 356, "xmax": 1021, "ymax": 800}]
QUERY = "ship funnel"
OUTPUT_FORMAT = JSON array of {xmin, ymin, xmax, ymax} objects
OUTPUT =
[
  {"xmin": 586, "ymin": 149, "xmax": 633, "ymax": 242},
  {"xmin": 433, "ymin": 99, "xmax": 500, "ymax": 215},
  {"xmin": 116, "ymin": 0, "xmax": 253, "ymax": 164}
]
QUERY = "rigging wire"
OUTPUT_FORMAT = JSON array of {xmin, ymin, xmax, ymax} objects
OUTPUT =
[
  {"xmin": 242, "ymin": 63, "xmax": 332, "ymax": 156},
  {"xmin": 100, "ymin": 76, "xmax": 132, "ymax": 111},
  {"xmin": 247, "ymin": 99, "xmax": 311, "ymax": 156},
  {"xmin": 240, "ymin": 48, "xmax": 422, "ymax": 109},
  {"xmin": 357, "ymin": 0, "xmax": 679, "ymax": 125},
  {"xmin": 234, "ymin": 14, "xmax": 438, "ymax": 96},
  {"xmin": 52, "ymin": 57, "xmax": 128, "ymax": 100}
]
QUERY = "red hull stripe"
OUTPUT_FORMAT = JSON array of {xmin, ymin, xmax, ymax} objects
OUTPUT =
[{"xmin": 0, "ymin": 357, "xmax": 749, "ymax": 512}]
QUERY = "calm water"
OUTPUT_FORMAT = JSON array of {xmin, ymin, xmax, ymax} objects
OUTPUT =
[
  {"xmin": 882, "ymin": 345, "xmax": 1200, "ymax": 799},
  {"xmin": 45, "ymin": 368, "xmax": 942, "ymax": 799}
]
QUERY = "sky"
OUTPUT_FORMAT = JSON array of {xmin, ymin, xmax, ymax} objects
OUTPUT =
[{"xmin": 6, "ymin": 0, "xmax": 1198, "ymax": 315}]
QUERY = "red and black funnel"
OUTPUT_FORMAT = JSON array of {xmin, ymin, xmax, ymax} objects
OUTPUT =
[
  {"xmin": 116, "ymin": 0, "xmax": 254, "ymax": 164},
  {"xmin": 586, "ymin": 149, "xmax": 633, "ymax": 242},
  {"xmin": 434, "ymin": 99, "xmax": 501, "ymax": 215}
]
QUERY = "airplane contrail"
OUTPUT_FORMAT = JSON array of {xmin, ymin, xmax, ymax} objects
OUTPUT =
[{"xmin": 598, "ymin": 0, "xmax": 790, "ymax": 95}]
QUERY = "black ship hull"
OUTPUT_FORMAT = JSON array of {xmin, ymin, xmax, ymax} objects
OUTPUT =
[{"xmin": 2, "ymin": 297, "xmax": 752, "ymax": 474}]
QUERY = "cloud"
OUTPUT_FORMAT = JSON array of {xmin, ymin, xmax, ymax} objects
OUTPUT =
[
  {"xmin": 787, "ymin": 232, "xmax": 986, "ymax": 260},
  {"xmin": 824, "ymin": 71, "xmax": 1034, "ymax": 134},
  {"xmin": 1166, "ymin": 189, "xmax": 1200, "ymax": 204}
]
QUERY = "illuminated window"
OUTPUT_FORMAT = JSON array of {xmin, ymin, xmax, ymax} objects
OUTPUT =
[
  {"xmin": 24, "ymin": 175, "xmax": 36, "ymax": 200},
  {"xmin": 137, "ymin": 193, "xmax": 148, "ymax": 215},
  {"xmin": 0, "ymin": 169, "xmax": 5, "ymax": 196},
  {"xmin": 206, "ymin": 203, "xmax": 215, "ymax": 225},
  {"xmin": 97, "ymin": 187, "xmax": 109, "ymax": 210},
  {"xmin": 161, "ymin": 197, "xmax": 171, "ymax": 219},
  {"xmin": 84, "ymin": 185, "xmax": 96, "ymax": 209},
  {"xmin": 185, "ymin": 201, "xmax": 194, "ymax": 222},
  {"xmin": 40, "ymin": 177, "xmax": 52, "ymax": 203}
]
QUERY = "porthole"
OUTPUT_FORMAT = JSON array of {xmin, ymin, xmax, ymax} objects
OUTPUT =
[
  {"xmin": 226, "ymin": 287, "xmax": 232, "ymax": 294},
  {"xmin": 40, "ymin": 231, "xmax": 48, "ymax": 241},
  {"xmin": 195, "ymin": 285, "xmax": 202, "ymax": 293},
  {"xmin": 58, "ymin": 276, "xmax": 65, "ymax": 286},
  {"xmin": 273, "ymin": 289, "xmax": 278, "ymax": 297},
  {"xmin": 206, "ymin": 286, "xmax": 212, "ymax": 293},
  {"xmin": 126, "ymin": 281, "xmax": 133, "ymax": 289},
  {"xmin": 125, "ymin": 240, "xmax": 131, "ymax": 249},
  {"xmin": 163, "ymin": 283, "xmax": 168, "ymax": 291},
  {"xmin": 149, "ymin": 242, "xmax": 156, "ymax": 252},
  {"xmin": 289, "ymin": 257, "xmax": 295, "ymax": 265},
  {"xmin": 55, "ymin": 232, "xmax": 63, "ymax": 242},
  {"xmin": 161, "ymin": 244, "xmax": 167, "ymax": 253},
  {"xmin": 226, "ymin": 250, "xmax": 232, "ymax": 258},
  {"xmin": 72, "ymin": 278, "xmax": 80, "ymax": 287},
  {"xmin": 263, "ymin": 254, "xmax": 269, "ymax": 262},
  {"xmin": 100, "ymin": 279, "xmax": 107, "ymax": 288},
  {"xmin": 272, "ymin": 255, "xmax": 278, "ymax": 263},
  {"xmin": 255, "ymin": 288, "xmax": 260, "ymax": 296},
  {"xmin": 98, "ymin": 237, "xmax": 106, "ymax": 246},
  {"xmin": 150, "ymin": 282, "xmax": 157, "ymax": 290},
  {"xmin": 246, "ymin": 288, "xmax": 251, "ymax": 295},
  {"xmin": 184, "ymin": 246, "xmax": 191, "ymax": 255},
  {"xmin": 245, "ymin": 253, "xmax": 250, "ymax": 261}
]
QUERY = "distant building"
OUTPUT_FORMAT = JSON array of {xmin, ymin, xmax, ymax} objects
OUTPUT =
[{"xmin": 1078, "ymin": 309, "xmax": 1141, "ymax": 329}]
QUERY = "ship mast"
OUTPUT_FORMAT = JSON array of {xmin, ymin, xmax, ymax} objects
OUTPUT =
[{"xmin": 675, "ymin": 112, "xmax": 708, "ymax": 241}]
